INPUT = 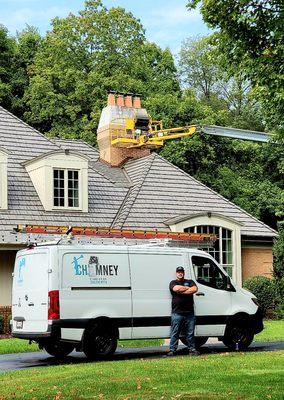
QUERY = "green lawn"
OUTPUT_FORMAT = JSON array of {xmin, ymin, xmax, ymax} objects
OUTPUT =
[
  {"xmin": 255, "ymin": 320, "xmax": 284, "ymax": 342},
  {"xmin": 0, "ymin": 320, "xmax": 282, "ymax": 355},
  {"xmin": 0, "ymin": 351, "xmax": 283, "ymax": 399}
]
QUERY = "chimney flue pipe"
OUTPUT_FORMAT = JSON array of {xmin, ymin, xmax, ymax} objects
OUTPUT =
[
  {"xmin": 133, "ymin": 95, "xmax": 141, "ymax": 109},
  {"xmin": 116, "ymin": 93, "xmax": 125, "ymax": 107},
  {"xmin": 124, "ymin": 94, "xmax": 133, "ymax": 108},
  {"xmin": 107, "ymin": 91, "xmax": 116, "ymax": 106}
]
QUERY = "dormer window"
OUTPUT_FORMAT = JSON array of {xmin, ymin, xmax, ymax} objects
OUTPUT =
[
  {"xmin": 24, "ymin": 151, "xmax": 89, "ymax": 212},
  {"xmin": 53, "ymin": 169, "xmax": 79, "ymax": 208}
]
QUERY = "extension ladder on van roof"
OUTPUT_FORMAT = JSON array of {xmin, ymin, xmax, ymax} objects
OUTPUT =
[{"xmin": 14, "ymin": 225, "xmax": 217, "ymax": 248}]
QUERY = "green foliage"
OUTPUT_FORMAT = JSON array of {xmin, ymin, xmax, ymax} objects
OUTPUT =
[
  {"xmin": 243, "ymin": 276, "xmax": 275, "ymax": 316},
  {"xmin": 0, "ymin": 25, "xmax": 41, "ymax": 119},
  {"xmin": 0, "ymin": 25, "xmax": 16, "ymax": 110},
  {"xmin": 187, "ymin": 1, "xmax": 284, "ymax": 131},
  {"xmin": 0, "ymin": 315, "xmax": 3, "ymax": 334},
  {"xmin": 160, "ymin": 133, "xmax": 284, "ymax": 228},
  {"xmin": 273, "ymin": 224, "xmax": 284, "ymax": 318},
  {"xmin": 23, "ymin": 0, "xmax": 179, "ymax": 142}
]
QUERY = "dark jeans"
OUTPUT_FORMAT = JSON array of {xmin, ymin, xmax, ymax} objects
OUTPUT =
[{"xmin": 169, "ymin": 311, "xmax": 196, "ymax": 352}]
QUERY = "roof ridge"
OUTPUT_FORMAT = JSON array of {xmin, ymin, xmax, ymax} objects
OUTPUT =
[
  {"xmin": 155, "ymin": 153, "xmax": 278, "ymax": 235},
  {"xmin": 111, "ymin": 153, "xmax": 156, "ymax": 228},
  {"xmin": 52, "ymin": 137, "xmax": 100, "ymax": 154},
  {"xmin": 0, "ymin": 106, "xmax": 61, "ymax": 150}
]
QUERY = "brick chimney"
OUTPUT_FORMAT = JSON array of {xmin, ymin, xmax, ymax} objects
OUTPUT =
[{"xmin": 97, "ymin": 92, "xmax": 150, "ymax": 167}]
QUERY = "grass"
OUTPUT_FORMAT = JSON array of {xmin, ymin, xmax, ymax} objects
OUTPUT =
[
  {"xmin": 0, "ymin": 339, "xmax": 164, "ymax": 355},
  {"xmin": 255, "ymin": 320, "xmax": 284, "ymax": 342},
  {"xmin": 0, "ymin": 320, "xmax": 282, "ymax": 355},
  {"xmin": 0, "ymin": 338, "xmax": 40, "ymax": 354},
  {"xmin": 0, "ymin": 351, "xmax": 283, "ymax": 399}
]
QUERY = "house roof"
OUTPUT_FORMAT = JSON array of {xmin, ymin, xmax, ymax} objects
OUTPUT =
[{"xmin": 0, "ymin": 106, "xmax": 277, "ymax": 244}]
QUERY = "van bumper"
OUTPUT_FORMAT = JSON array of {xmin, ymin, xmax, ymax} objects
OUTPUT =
[
  {"xmin": 250, "ymin": 307, "xmax": 263, "ymax": 334},
  {"xmin": 12, "ymin": 323, "xmax": 60, "ymax": 340}
]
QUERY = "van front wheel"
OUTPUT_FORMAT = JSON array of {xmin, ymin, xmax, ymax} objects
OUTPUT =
[
  {"xmin": 222, "ymin": 325, "xmax": 254, "ymax": 350},
  {"xmin": 43, "ymin": 341, "xmax": 74, "ymax": 358},
  {"xmin": 83, "ymin": 323, "xmax": 118, "ymax": 360}
]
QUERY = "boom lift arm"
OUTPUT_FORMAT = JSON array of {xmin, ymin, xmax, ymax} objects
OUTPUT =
[{"xmin": 110, "ymin": 119, "xmax": 271, "ymax": 149}]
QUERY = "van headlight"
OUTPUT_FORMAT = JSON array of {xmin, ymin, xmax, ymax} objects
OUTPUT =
[{"xmin": 251, "ymin": 297, "xmax": 260, "ymax": 307}]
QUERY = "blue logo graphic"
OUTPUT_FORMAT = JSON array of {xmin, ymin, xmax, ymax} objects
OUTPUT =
[
  {"xmin": 72, "ymin": 255, "xmax": 88, "ymax": 275},
  {"xmin": 17, "ymin": 258, "xmax": 26, "ymax": 284}
]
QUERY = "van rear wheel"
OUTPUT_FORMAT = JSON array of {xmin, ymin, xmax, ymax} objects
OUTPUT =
[
  {"xmin": 83, "ymin": 323, "xmax": 118, "ymax": 360},
  {"xmin": 43, "ymin": 341, "xmax": 74, "ymax": 358},
  {"xmin": 222, "ymin": 325, "xmax": 254, "ymax": 350}
]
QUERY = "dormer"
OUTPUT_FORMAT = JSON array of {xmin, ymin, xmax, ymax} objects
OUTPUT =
[
  {"xmin": 23, "ymin": 150, "xmax": 89, "ymax": 212},
  {"xmin": 0, "ymin": 149, "xmax": 8, "ymax": 210}
]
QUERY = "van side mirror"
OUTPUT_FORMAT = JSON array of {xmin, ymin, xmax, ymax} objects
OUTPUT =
[{"xmin": 225, "ymin": 276, "xmax": 235, "ymax": 291}]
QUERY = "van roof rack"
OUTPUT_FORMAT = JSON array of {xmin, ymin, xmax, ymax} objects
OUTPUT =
[{"xmin": 14, "ymin": 225, "xmax": 217, "ymax": 248}]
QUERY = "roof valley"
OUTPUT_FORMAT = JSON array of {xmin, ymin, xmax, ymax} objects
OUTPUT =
[{"xmin": 111, "ymin": 154, "xmax": 156, "ymax": 228}]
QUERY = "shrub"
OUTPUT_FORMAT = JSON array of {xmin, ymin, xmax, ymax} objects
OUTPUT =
[
  {"xmin": 0, "ymin": 315, "xmax": 4, "ymax": 334},
  {"xmin": 243, "ymin": 276, "xmax": 275, "ymax": 316},
  {"xmin": 273, "ymin": 224, "xmax": 284, "ymax": 319},
  {"xmin": 7, "ymin": 314, "xmax": 12, "ymax": 333}
]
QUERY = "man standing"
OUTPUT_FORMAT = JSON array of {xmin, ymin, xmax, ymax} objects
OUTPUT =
[{"xmin": 168, "ymin": 266, "xmax": 199, "ymax": 356}]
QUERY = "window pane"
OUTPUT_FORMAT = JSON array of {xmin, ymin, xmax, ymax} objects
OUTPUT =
[
  {"xmin": 53, "ymin": 169, "xmax": 65, "ymax": 207},
  {"xmin": 192, "ymin": 256, "xmax": 227, "ymax": 290},
  {"xmin": 67, "ymin": 170, "xmax": 79, "ymax": 207}
]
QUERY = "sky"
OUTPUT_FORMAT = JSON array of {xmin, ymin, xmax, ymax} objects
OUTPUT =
[{"xmin": 0, "ymin": 0, "xmax": 211, "ymax": 55}]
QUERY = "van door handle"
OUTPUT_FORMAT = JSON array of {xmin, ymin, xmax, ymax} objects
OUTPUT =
[
  {"xmin": 28, "ymin": 302, "xmax": 34, "ymax": 306},
  {"xmin": 196, "ymin": 293, "xmax": 205, "ymax": 296}
]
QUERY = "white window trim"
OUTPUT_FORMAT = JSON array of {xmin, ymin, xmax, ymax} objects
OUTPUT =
[
  {"xmin": 169, "ymin": 214, "xmax": 243, "ymax": 286},
  {"xmin": 24, "ymin": 150, "xmax": 89, "ymax": 213},
  {"xmin": 53, "ymin": 168, "xmax": 81, "ymax": 211},
  {"xmin": 0, "ymin": 149, "xmax": 8, "ymax": 210}
]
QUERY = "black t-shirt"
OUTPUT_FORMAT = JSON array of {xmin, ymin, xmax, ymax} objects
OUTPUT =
[{"xmin": 169, "ymin": 279, "xmax": 196, "ymax": 314}]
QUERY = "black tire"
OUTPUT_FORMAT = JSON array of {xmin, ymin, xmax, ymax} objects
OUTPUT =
[
  {"xmin": 83, "ymin": 323, "xmax": 118, "ymax": 360},
  {"xmin": 180, "ymin": 336, "xmax": 208, "ymax": 349},
  {"xmin": 222, "ymin": 324, "xmax": 254, "ymax": 350},
  {"xmin": 43, "ymin": 341, "xmax": 74, "ymax": 358}
]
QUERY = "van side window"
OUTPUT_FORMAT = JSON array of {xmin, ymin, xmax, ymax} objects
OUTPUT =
[{"xmin": 192, "ymin": 256, "xmax": 227, "ymax": 290}]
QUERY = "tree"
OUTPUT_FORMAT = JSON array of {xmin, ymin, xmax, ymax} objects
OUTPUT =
[
  {"xmin": 179, "ymin": 34, "xmax": 265, "ymax": 131},
  {"xmin": 187, "ymin": 1, "xmax": 284, "ymax": 131},
  {"xmin": 0, "ymin": 25, "xmax": 41, "ymax": 118},
  {"xmin": 179, "ymin": 36, "xmax": 220, "ymax": 101},
  {"xmin": 0, "ymin": 25, "xmax": 16, "ymax": 110},
  {"xmin": 24, "ymin": 0, "xmax": 179, "ymax": 143}
]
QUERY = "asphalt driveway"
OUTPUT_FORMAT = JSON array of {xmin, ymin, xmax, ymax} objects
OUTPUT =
[{"xmin": 0, "ymin": 341, "xmax": 283, "ymax": 372}]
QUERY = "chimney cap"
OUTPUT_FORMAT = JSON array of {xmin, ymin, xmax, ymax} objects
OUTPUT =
[{"xmin": 108, "ymin": 89, "xmax": 117, "ymax": 94}]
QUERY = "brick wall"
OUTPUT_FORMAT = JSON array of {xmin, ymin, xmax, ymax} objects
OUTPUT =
[
  {"xmin": 242, "ymin": 247, "xmax": 273, "ymax": 281},
  {"xmin": 0, "ymin": 306, "xmax": 11, "ymax": 334}
]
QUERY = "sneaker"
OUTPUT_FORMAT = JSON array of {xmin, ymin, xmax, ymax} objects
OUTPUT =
[
  {"xmin": 166, "ymin": 351, "xmax": 177, "ymax": 357},
  {"xmin": 188, "ymin": 349, "xmax": 200, "ymax": 356}
]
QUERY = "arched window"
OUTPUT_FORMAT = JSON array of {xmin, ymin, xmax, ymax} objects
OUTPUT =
[{"xmin": 185, "ymin": 225, "xmax": 233, "ymax": 277}]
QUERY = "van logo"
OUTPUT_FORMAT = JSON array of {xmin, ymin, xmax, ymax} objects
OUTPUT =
[
  {"xmin": 71, "ymin": 254, "xmax": 119, "ymax": 284},
  {"xmin": 17, "ymin": 258, "xmax": 26, "ymax": 285},
  {"xmin": 72, "ymin": 255, "xmax": 88, "ymax": 276},
  {"xmin": 88, "ymin": 256, "xmax": 99, "ymax": 277}
]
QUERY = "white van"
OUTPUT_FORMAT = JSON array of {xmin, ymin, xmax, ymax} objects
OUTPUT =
[{"xmin": 12, "ymin": 243, "xmax": 263, "ymax": 358}]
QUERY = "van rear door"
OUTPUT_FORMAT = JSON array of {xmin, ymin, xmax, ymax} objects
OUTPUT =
[{"xmin": 12, "ymin": 248, "xmax": 50, "ymax": 334}]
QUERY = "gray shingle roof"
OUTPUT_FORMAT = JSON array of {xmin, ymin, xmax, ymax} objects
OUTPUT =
[
  {"xmin": 0, "ymin": 106, "xmax": 277, "ymax": 244},
  {"xmin": 119, "ymin": 153, "xmax": 277, "ymax": 238},
  {"xmin": 0, "ymin": 107, "xmax": 129, "ymax": 241}
]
